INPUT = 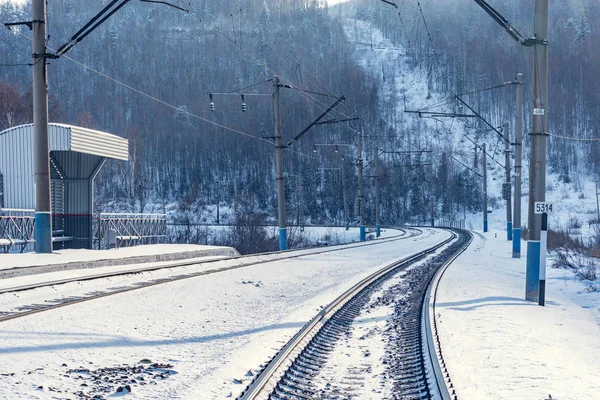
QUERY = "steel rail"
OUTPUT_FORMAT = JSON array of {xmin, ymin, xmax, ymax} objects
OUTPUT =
[
  {"xmin": 0, "ymin": 229, "xmax": 425, "ymax": 323},
  {"xmin": 423, "ymin": 230, "xmax": 473, "ymax": 400},
  {"xmin": 0, "ymin": 228, "xmax": 417, "ymax": 295},
  {"xmin": 238, "ymin": 230, "xmax": 459, "ymax": 400}
]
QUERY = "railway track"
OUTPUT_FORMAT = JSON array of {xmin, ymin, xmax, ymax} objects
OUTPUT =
[
  {"xmin": 237, "ymin": 229, "xmax": 472, "ymax": 400},
  {"xmin": 0, "ymin": 228, "xmax": 423, "ymax": 323}
]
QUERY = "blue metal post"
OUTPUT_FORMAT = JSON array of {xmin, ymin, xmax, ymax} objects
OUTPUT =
[
  {"xmin": 484, "ymin": 219, "xmax": 488, "ymax": 233},
  {"xmin": 360, "ymin": 225, "xmax": 366, "ymax": 242},
  {"xmin": 376, "ymin": 224, "xmax": 381, "ymax": 238},
  {"xmin": 512, "ymin": 227, "xmax": 521, "ymax": 258},
  {"xmin": 507, "ymin": 222, "xmax": 513, "ymax": 240},
  {"xmin": 279, "ymin": 228, "xmax": 288, "ymax": 251},
  {"xmin": 35, "ymin": 212, "xmax": 52, "ymax": 253},
  {"xmin": 526, "ymin": 240, "xmax": 540, "ymax": 301}
]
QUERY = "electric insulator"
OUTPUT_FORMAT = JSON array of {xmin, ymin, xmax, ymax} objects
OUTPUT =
[
  {"xmin": 210, "ymin": 102, "xmax": 215, "ymax": 111},
  {"xmin": 241, "ymin": 103, "xmax": 247, "ymax": 112}
]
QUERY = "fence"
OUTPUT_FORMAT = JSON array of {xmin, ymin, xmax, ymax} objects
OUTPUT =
[
  {"xmin": 0, "ymin": 208, "xmax": 35, "ymax": 253},
  {"xmin": 436, "ymin": 219, "xmax": 466, "ymax": 229},
  {"xmin": 94, "ymin": 213, "xmax": 168, "ymax": 249}
]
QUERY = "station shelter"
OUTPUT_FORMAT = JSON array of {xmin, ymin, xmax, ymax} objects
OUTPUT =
[{"xmin": 0, "ymin": 123, "xmax": 128, "ymax": 250}]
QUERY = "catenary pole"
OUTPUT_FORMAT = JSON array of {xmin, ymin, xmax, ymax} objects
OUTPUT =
[
  {"xmin": 483, "ymin": 143, "xmax": 488, "ymax": 232},
  {"xmin": 513, "ymin": 73, "xmax": 524, "ymax": 258},
  {"xmin": 375, "ymin": 152, "xmax": 381, "ymax": 237},
  {"xmin": 430, "ymin": 163, "xmax": 435, "ymax": 227},
  {"xmin": 273, "ymin": 76, "xmax": 287, "ymax": 250},
  {"xmin": 596, "ymin": 178, "xmax": 599, "ymax": 221},
  {"xmin": 357, "ymin": 131, "xmax": 365, "ymax": 241},
  {"xmin": 342, "ymin": 163, "xmax": 349, "ymax": 230},
  {"xmin": 526, "ymin": 0, "xmax": 549, "ymax": 302},
  {"xmin": 504, "ymin": 121, "xmax": 512, "ymax": 240},
  {"xmin": 32, "ymin": 0, "xmax": 52, "ymax": 253}
]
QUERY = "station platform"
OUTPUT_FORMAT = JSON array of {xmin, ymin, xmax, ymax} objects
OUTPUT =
[{"xmin": 0, "ymin": 244, "xmax": 240, "ymax": 279}]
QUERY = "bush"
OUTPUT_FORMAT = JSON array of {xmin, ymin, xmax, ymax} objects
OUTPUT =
[
  {"xmin": 552, "ymin": 247, "xmax": 598, "ymax": 282},
  {"xmin": 227, "ymin": 212, "xmax": 277, "ymax": 255}
]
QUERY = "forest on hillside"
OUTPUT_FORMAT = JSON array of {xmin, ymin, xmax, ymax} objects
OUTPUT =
[{"xmin": 1, "ymin": 0, "xmax": 599, "ymax": 233}]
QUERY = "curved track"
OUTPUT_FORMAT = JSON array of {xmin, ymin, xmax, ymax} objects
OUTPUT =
[
  {"xmin": 238, "ymin": 229, "xmax": 471, "ymax": 400},
  {"xmin": 0, "ymin": 228, "xmax": 422, "ymax": 323}
]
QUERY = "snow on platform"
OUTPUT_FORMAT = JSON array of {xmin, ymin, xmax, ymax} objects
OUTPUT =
[
  {"xmin": 0, "ymin": 244, "xmax": 240, "ymax": 278},
  {"xmin": 436, "ymin": 230, "xmax": 600, "ymax": 400},
  {"xmin": 0, "ymin": 228, "xmax": 447, "ymax": 399}
]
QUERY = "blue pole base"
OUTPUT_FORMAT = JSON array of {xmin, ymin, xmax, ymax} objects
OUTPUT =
[
  {"xmin": 376, "ymin": 224, "xmax": 381, "ymax": 238},
  {"xmin": 279, "ymin": 228, "xmax": 288, "ymax": 251},
  {"xmin": 35, "ymin": 212, "xmax": 53, "ymax": 253},
  {"xmin": 507, "ymin": 222, "xmax": 513, "ymax": 241},
  {"xmin": 483, "ymin": 220, "xmax": 488, "ymax": 233},
  {"xmin": 359, "ymin": 225, "xmax": 366, "ymax": 242},
  {"xmin": 512, "ymin": 228, "xmax": 521, "ymax": 258},
  {"xmin": 345, "ymin": 222, "xmax": 349, "ymax": 231},
  {"xmin": 526, "ymin": 240, "xmax": 541, "ymax": 301}
]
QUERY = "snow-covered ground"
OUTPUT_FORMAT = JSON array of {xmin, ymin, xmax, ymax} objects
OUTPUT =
[
  {"xmin": 436, "ymin": 230, "xmax": 600, "ymax": 400},
  {"xmin": 0, "ymin": 228, "xmax": 444, "ymax": 399}
]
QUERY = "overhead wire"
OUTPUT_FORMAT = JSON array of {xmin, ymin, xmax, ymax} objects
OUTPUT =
[
  {"xmin": 212, "ymin": 0, "xmax": 370, "ymax": 125},
  {"xmin": 217, "ymin": 0, "xmax": 347, "ymax": 101},
  {"xmin": 194, "ymin": 0, "xmax": 358, "ymax": 119},
  {"xmin": 175, "ymin": 0, "xmax": 363, "ymax": 136},
  {"xmin": 1, "ymin": 4, "xmax": 345, "ymax": 165},
  {"xmin": 3, "ymin": 26, "xmax": 318, "ymax": 161}
]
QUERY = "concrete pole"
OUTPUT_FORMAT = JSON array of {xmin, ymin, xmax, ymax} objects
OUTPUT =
[
  {"xmin": 357, "ymin": 131, "xmax": 365, "ymax": 241},
  {"xmin": 273, "ymin": 76, "xmax": 287, "ymax": 250},
  {"xmin": 32, "ymin": 0, "xmax": 52, "ymax": 253},
  {"xmin": 483, "ymin": 143, "xmax": 488, "ymax": 233},
  {"xmin": 596, "ymin": 178, "xmax": 599, "ymax": 221},
  {"xmin": 513, "ymin": 73, "xmax": 524, "ymax": 258},
  {"xmin": 295, "ymin": 175, "xmax": 300, "ymax": 226},
  {"xmin": 526, "ymin": 0, "xmax": 549, "ymax": 302},
  {"xmin": 430, "ymin": 163, "xmax": 435, "ymax": 227},
  {"xmin": 375, "ymin": 152, "xmax": 381, "ymax": 237},
  {"xmin": 342, "ymin": 164, "xmax": 349, "ymax": 230},
  {"xmin": 504, "ymin": 121, "xmax": 512, "ymax": 240}
]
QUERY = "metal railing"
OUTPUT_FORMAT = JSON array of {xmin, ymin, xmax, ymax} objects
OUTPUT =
[
  {"xmin": 0, "ymin": 208, "xmax": 35, "ymax": 253},
  {"xmin": 436, "ymin": 219, "xmax": 466, "ymax": 230},
  {"xmin": 94, "ymin": 213, "xmax": 168, "ymax": 249}
]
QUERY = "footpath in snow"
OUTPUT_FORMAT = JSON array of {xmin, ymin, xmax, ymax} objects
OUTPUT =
[{"xmin": 436, "ymin": 230, "xmax": 600, "ymax": 400}]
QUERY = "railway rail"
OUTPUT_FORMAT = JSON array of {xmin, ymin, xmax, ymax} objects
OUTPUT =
[
  {"xmin": 237, "ymin": 229, "xmax": 472, "ymax": 400},
  {"xmin": 0, "ymin": 228, "xmax": 422, "ymax": 323}
]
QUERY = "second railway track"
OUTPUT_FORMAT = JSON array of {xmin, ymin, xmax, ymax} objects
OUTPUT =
[
  {"xmin": 0, "ymin": 228, "xmax": 423, "ymax": 323},
  {"xmin": 238, "ymin": 229, "xmax": 472, "ymax": 400}
]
